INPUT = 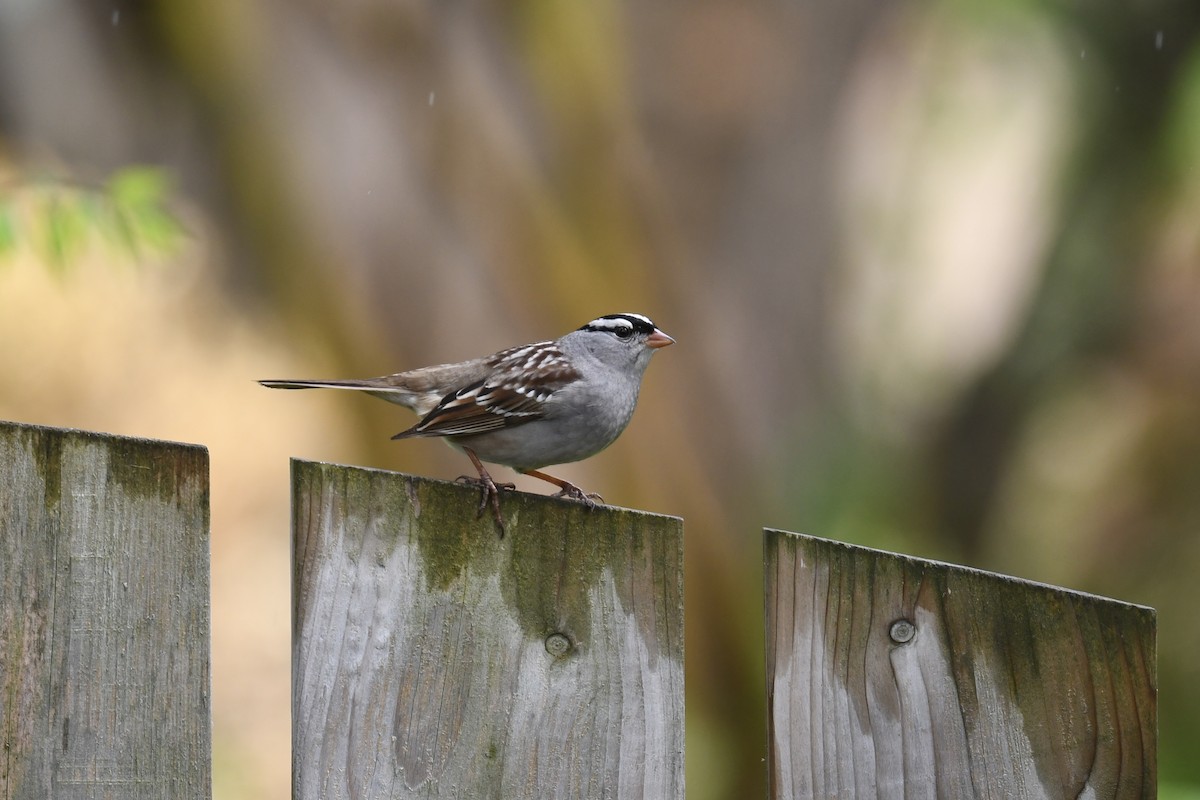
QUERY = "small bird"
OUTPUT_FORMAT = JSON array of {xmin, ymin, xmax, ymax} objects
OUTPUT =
[{"xmin": 260, "ymin": 313, "xmax": 674, "ymax": 533}]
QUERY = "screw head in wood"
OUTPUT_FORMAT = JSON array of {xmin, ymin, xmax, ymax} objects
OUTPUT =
[
  {"xmin": 889, "ymin": 619, "xmax": 915, "ymax": 644},
  {"xmin": 545, "ymin": 632, "xmax": 572, "ymax": 658}
]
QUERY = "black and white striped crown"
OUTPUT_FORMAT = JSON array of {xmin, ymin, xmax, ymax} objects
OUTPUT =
[{"xmin": 579, "ymin": 313, "xmax": 658, "ymax": 336}]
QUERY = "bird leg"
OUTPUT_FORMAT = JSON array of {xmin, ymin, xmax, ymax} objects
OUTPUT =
[
  {"xmin": 457, "ymin": 448, "xmax": 512, "ymax": 535},
  {"xmin": 521, "ymin": 469, "xmax": 603, "ymax": 508}
]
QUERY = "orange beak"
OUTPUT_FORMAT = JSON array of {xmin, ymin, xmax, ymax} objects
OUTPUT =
[{"xmin": 646, "ymin": 329, "xmax": 675, "ymax": 349}]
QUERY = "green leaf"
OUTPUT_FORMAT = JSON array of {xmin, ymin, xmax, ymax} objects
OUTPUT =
[
  {"xmin": 136, "ymin": 207, "xmax": 183, "ymax": 251},
  {"xmin": 107, "ymin": 166, "xmax": 184, "ymax": 257},
  {"xmin": 42, "ymin": 196, "xmax": 87, "ymax": 272},
  {"xmin": 108, "ymin": 166, "xmax": 171, "ymax": 211},
  {"xmin": 0, "ymin": 203, "xmax": 17, "ymax": 258}
]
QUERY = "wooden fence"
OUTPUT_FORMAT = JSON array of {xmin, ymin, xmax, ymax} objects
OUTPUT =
[
  {"xmin": 0, "ymin": 421, "xmax": 210, "ymax": 799},
  {"xmin": 0, "ymin": 421, "xmax": 1157, "ymax": 799}
]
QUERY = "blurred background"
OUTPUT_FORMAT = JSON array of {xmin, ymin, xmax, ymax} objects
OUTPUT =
[{"xmin": 1, "ymin": 0, "xmax": 1198, "ymax": 797}]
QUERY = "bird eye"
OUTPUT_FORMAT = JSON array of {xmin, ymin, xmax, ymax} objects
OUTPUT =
[{"xmin": 614, "ymin": 325, "xmax": 634, "ymax": 340}]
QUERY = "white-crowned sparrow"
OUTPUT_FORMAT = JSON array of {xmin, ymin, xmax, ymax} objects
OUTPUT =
[{"xmin": 260, "ymin": 313, "xmax": 673, "ymax": 533}]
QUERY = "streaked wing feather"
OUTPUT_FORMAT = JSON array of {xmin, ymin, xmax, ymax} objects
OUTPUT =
[{"xmin": 398, "ymin": 346, "xmax": 580, "ymax": 439}]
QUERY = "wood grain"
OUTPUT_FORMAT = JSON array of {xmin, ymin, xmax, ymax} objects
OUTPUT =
[
  {"xmin": 0, "ymin": 420, "xmax": 211, "ymax": 799},
  {"xmin": 765, "ymin": 529, "xmax": 1156, "ymax": 800},
  {"xmin": 292, "ymin": 460, "xmax": 685, "ymax": 800}
]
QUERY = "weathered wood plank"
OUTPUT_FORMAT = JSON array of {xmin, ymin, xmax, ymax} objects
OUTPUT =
[
  {"xmin": 292, "ymin": 460, "xmax": 685, "ymax": 800},
  {"xmin": 0, "ymin": 420, "xmax": 211, "ymax": 799},
  {"xmin": 764, "ymin": 529, "xmax": 1156, "ymax": 800}
]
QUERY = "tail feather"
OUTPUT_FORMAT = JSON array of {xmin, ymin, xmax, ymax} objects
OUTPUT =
[
  {"xmin": 259, "ymin": 378, "xmax": 383, "ymax": 391},
  {"xmin": 258, "ymin": 377, "xmax": 437, "ymax": 413}
]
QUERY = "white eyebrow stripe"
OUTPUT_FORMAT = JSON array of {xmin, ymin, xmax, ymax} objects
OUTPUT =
[
  {"xmin": 584, "ymin": 312, "xmax": 656, "ymax": 330},
  {"xmin": 587, "ymin": 318, "xmax": 635, "ymax": 331},
  {"xmin": 616, "ymin": 313, "xmax": 653, "ymax": 325}
]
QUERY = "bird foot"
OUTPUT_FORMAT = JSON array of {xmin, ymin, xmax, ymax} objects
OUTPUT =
[
  {"xmin": 454, "ymin": 475, "xmax": 515, "ymax": 536},
  {"xmin": 553, "ymin": 482, "xmax": 604, "ymax": 509}
]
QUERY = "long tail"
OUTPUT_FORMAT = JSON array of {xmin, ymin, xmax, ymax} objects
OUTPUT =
[
  {"xmin": 258, "ymin": 377, "xmax": 431, "ymax": 412},
  {"xmin": 259, "ymin": 378, "xmax": 384, "ymax": 391}
]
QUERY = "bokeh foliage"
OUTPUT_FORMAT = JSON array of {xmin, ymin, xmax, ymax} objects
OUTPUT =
[{"xmin": 0, "ymin": 167, "xmax": 183, "ymax": 268}]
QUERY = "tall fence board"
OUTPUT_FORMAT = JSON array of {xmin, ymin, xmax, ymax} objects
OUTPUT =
[
  {"xmin": 764, "ymin": 529, "xmax": 1157, "ymax": 800},
  {"xmin": 291, "ymin": 460, "xmax": 685, "ymax": 800},
  {"xmin": 0, "ymin": 421, "xmax": 211, "ymax": 799}
]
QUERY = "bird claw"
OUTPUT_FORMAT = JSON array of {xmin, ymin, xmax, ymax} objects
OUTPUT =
[
  {"xmin": 455, "ymin": 474, "xmax": 516, "ymax": 493},
  {"xmin": 554, "ymin": 483, "xmax": 603, "ymax": 509},
  {"xmin": 454, "ymin": 475, "xmax": 514, "ymax": 536}
]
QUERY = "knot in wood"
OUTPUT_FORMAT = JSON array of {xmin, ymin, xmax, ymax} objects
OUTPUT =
[
  {"xmin": 889, "ymin": 619, "xmax": 915, "ymax": 644},
  {"xmin": 544, "ymin": 632, "xmax": 572, "ymax": 658}
]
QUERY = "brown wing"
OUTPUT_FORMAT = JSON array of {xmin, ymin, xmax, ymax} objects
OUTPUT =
[{"xmin": 392, "ymin": 342, "xmax": 579, "ymax": 440}]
